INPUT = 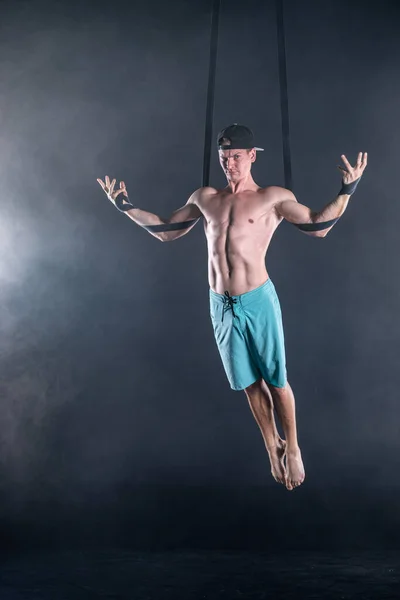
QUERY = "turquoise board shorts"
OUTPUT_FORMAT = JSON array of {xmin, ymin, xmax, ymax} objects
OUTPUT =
[{"xmin": 209, "ymin": 279, "xmax": 287, "ymax": 391}]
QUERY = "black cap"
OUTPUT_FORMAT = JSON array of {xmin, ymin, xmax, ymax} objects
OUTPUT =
[{"xmin": 217, "ymin": 123, "xmax": 264, "ymax": 151}]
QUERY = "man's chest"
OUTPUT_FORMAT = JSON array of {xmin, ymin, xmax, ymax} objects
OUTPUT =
[{"xmin": 200, "ymin": 194, "xmax": 277, "ymax": 228}]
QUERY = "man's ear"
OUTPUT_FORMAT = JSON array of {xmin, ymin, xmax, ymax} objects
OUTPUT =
[{"xmin": 250, "ymin": 148, "xmax": 257, "ymax": 163}]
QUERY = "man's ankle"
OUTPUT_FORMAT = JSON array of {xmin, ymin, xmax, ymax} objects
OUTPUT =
[
  {"xmin": 266, "ymin": 437, "xmax": 285, "ymax": 451},
  {"xmin": 286, "ymin": 443, "xmax": 300, "ymax": 454}
]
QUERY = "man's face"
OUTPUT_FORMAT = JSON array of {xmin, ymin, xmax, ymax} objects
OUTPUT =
[{"xmin": 218, "ymin": 148, "xmax": 256, "ymax": 181}]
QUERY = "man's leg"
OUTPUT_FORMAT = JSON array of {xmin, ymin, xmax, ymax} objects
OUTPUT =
[
  {"xmin": 244, "ymin": 378, "xmax": 287, "ymax": 485},
  {"xmin": 267, "ymin": 381, "xmax": 305, "ymax": 490}
]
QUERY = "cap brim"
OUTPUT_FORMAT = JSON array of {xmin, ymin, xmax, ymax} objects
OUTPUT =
[{"xmin": 218, "ymin": 145, "xmax": 264, "ymax": 151}]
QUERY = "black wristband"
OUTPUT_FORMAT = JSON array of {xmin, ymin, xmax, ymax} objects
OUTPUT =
[
  {"xmin": 114, "ymin": 194, "xmax": 135, "ymax": 212},
  {"xmin": 339, "ymin": 177, "xmax": 361, "ymax": 196}
]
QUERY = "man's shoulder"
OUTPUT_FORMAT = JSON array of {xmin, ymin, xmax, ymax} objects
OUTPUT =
[
  {"xmin": 261, "ymin": 185, "xmax": 294, "ymax": 196},
  {"xmin": 260, "ymin": 185, "xmax": 297, "ymax": 204},
  {"xmin": 188, "ymin": 186, "xmax": 219, "ymax": 205}
]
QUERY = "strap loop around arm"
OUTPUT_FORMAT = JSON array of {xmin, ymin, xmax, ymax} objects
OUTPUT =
[
  {"xmin": 294, "ymin": 217, "xmax": 339, "ymax": 232},
  {"xmin": 143, "ymin": 219, "xmax": 200, "ymax": 233}
]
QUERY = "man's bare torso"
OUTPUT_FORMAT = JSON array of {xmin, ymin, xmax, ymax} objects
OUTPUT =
[{"xmin": 195, "ymin": 185, "xmax": 284, "ymax": 295}]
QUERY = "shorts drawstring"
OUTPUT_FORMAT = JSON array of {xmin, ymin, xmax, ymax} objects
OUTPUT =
[{"xmin": 222, "ymin": 291, "xmax": 237, "ymax": 322}]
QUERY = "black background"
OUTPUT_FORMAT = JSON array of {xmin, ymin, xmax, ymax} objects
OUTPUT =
[{"xmin": 0, "ymin": 0, "xmax": 399, "ymax": 553}]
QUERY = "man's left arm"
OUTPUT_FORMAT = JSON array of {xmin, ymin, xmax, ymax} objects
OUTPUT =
[{"xmin": 275, "ymin": 152, "xmax": 368, "ymax": 237}]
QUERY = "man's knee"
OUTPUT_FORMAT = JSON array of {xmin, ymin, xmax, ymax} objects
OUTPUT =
[
  {"xmin": 244, "ymin": 378, "xmax": 263, "ymax": 396},
  {"xmin": 266, "ymin": 380, "xmax": 289, "ymax": 397},
  {"xmin": 245, "ymin": 378, "xmax": 289, "ymax": 398}
]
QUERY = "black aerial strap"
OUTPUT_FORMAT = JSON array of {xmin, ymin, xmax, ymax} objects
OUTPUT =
[
  {"xmin": 139, "ymin": 0, "xmax": 221, "ymax": 234},
  {"xmin": 203, "ymin": 0, "xmax": 221, "ymax": 187},
  {"xmin": 276, "ymin": 0, "xmax": 293, "ymax": 191},
  {"xmin": 276, "ymin": 3, "xmax": 339, "ymax": 233}
]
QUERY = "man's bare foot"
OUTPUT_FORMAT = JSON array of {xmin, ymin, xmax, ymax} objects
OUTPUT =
[
  {"xmin": 267, "ymin": 439, "xmax": 287, "ymax": 485},
  {"xmin": 285, "ymin": 447, "xmax": 305, "ymax": 491}
]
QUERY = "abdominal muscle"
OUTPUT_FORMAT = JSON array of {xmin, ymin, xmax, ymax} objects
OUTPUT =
[
  {"xmin": 208, "ymin": 252, "xmax": 269, "ymax": 296},
  {"xmin": 206, "ymin": 216, "xmax": 279, "ymax": 296},
  {"xmin": 200, "ymin": 187, "xmax": 282, "ymax": 296}
]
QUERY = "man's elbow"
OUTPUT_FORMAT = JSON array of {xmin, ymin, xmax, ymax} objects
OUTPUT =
[
  {"xmin": 302, "ymin": 229, "xmax": 328, "ymax": 238},
  {"xmin": 158, "ymin": 231, "xmax": 182, "ymax": 242},
  {"xmin": 147, "ymin": 231, "xmax": 171, "ymax": 242}
]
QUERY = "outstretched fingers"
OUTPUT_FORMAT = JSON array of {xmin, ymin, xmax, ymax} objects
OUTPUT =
[
  {"xmin": 340, "ymin": 152, "xmax": 368, "ymax": 173},
  {"xmin": 98, "ymin": 176, "xmax": 112, "ymax": 193},
  {"xmin": 111, "ymin": 181, "xmax": 128, "ymax": 200},
  {"xmin": 109, "ymin": 178, "xmax": 116, "ymax": 194},
  {"xmin": 340, "ymin": 154, "xmax": 352, "ymax": 172},
  {"xmin": 98, "ymin": 176, "xmax": 122, "ymax": 198}
]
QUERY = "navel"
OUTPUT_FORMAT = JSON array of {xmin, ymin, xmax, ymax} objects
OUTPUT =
[{"xmin": 248, "ymin": 219, "xmax": 254, "ymax": 224}]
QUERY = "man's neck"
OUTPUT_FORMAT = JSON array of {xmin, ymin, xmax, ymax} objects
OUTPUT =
[{"xmin": 226, "ymin": 175, "xmax": 259, "ymax": 194}]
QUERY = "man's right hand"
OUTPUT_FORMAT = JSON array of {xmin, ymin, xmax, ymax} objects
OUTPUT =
[{"xmin": 97, "ymin": 176, "xmax": 129, "ymax": 206}]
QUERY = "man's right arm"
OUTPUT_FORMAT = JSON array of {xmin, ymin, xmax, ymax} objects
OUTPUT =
[
  {"xmin": 124, "ymin": 194, "xmax": 202, "ymax": 242},
  {"xmin": 97, "ymin": 177, "xmax": 204, "ymax": 242}
]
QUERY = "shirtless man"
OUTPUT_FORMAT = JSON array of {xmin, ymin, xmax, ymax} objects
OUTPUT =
[{"xmin": 97, "ymin": 124, "xmax": 367, "ymax": 491}]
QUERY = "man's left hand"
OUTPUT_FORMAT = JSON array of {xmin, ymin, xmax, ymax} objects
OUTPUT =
[{"xmin": 338, "ymin": 152, "xmax": 368, "ymax": 183}]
